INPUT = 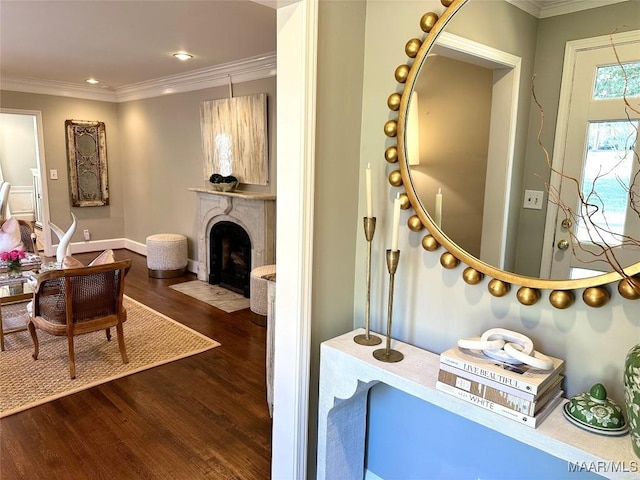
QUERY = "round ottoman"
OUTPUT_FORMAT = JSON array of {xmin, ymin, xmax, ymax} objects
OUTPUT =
[
  {"xmin": 250, "ymin": 264, "xmax": 276, "ymax": 326},
  {"xmin": 146, "ymin": 233, "xmax": 188, "ymax": 278}
]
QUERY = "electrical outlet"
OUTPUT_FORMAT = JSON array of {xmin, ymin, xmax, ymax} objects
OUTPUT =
[
  {"xmin": 83, "ymin": 229, "xmax": 90, "ymax": 241},
  {"xmin": 523, "ymin": 189, "xmax": 544, "ymax": 210},
  {"xmin": 49, "ymin": 169, "xmax": 58, "ymax": 180}
]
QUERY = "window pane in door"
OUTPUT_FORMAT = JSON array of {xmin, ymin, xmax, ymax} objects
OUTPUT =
[
  {"xmin": 593, "ymin": 61, "xmax": 640, "ymax": 99},
  {"xmin": 577, "ymin": 120, "xmax": 638, "ymax": 244}
]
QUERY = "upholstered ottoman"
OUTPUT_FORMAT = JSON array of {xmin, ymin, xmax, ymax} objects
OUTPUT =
[
  {"xmin": 250, "ymin": 264, "xmax": 276, "ymax": 326},
  {"xmin": 146, "ymin": 233, "xmax": 188, "ymax": 278}
]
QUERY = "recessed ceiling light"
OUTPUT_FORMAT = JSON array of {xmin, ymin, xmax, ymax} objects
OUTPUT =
[
  {"xmin": 85, "ymin": 78, "xmax": 99, "ymax": 84},
  {"xmin": 173, "ymin": 52, "xmax": 193, "ymax": 61}
]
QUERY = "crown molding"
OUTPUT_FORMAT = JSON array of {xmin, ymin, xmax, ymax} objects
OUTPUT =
[
  {"xmin": 1, "ymin": 52, "xmax": 277, "ymax": 103},
  {"xmin": 538, "ymin": 0, "xmax": 628, "ymax": 18},
  {"xmin": 0, "ymin": 76, "xmax": 119, "ymax": 102},
  {"xmin": 506, "ymin": 0, "xmax": 629, "ymax": 18},
  {"xmin": 115, "ymin": 53, "xmax": 276, "ymax": 102}
]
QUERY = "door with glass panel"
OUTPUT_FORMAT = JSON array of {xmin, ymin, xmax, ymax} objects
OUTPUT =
[{"xmin": 544, "ymin": 33, "xmax": 640, "ymax": 280}]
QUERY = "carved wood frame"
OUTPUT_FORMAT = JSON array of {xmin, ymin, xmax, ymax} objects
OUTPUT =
[{"xmin": 65, "ymin": 119, "xmax": 109, "ymax": 207}]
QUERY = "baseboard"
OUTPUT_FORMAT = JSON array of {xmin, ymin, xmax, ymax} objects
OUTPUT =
[
  {"xmin": 69, "ymin": 238, "xmax": 126, "ymax": 254},
  {"xmin": 124, "ymin": 238, "xmax": 146, "ymax": 256},
  {"xmin": 66, "ymin": 237, "xmax": 197, "ymax": 274}
]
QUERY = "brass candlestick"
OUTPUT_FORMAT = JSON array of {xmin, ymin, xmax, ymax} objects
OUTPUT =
[
  {"xmin": 373, "ymin": 249, "xmax": 404, "ymax": 363},
  {"xmin": 354, "ymin": 217, "xmax": 382, "ymax": 346}
]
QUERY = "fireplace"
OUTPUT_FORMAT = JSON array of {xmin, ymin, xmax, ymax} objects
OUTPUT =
[
  {"xmin": 191, "ymin": 188, "xmax": 276, "ymax": 292},
  {"xmin": 209, "ymin": 221, "xmax": 251, "ymax": 296}
]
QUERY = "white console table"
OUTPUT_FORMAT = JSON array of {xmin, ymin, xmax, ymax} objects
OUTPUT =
[{"xmin": 317, "ymin": 329, "xmax": 637, "ymax": 480}]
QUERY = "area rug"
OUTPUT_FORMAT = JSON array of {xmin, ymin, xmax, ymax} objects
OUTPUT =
[
  {"xmin": 0, "ymin": 296, "xmax": 220, "ymax": 418},
  {"xmin": 169, "ymin": 280, "xmax": 250, "ymax": 313}
]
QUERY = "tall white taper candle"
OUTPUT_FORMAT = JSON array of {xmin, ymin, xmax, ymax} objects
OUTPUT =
[
  {"xmin": 366, "ymin": 164, "xmax": 373, "ymax": 218},
  {"xmin": 435, "ymin": 187, "xmax": 442, "ymax": 228},
  {"xmin": 391, "ymin": 193, "xmax": 401, "ymax": 251}
]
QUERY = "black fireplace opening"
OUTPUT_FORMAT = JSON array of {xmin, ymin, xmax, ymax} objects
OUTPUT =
[{"xmin": 209, "ymin": 221, "xmax": 251, "ymax": 297}]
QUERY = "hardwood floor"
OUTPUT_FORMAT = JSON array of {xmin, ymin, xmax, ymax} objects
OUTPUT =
[{"xmin": 0, "ymin": 250, "xmax": 272, "ymax": 480}]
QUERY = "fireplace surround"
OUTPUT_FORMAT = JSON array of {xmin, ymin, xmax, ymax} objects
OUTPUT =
[{"xmin": 190, "ymin": 188, "xmax": 275, "ymax": 288}]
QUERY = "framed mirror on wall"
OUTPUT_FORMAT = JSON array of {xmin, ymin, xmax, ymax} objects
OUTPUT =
[
  {"xmin": 65, "ymin": 119, "xmax": 109, "ymax": 207},
  {"xmin": 384, "ymin": 0, "xmax": 640, "ymax": 309}
]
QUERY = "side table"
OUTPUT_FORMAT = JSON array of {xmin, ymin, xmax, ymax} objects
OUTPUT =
[{"xmin": 0, "ymin": 272, "xmax": 37, "ymax": 351}]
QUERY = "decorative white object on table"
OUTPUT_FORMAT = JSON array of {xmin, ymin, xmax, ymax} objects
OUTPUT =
[
  {"xmin": 49, "ymin": 212, "xmax": 77, "ymax": 262},
  {"xmin": 391, "ymin": 193, "xmax": 401, "ymax": 251},
  {"xmin": 435, "ymin": 187, "xmax": 442, "ymax": 228},
  {"xmin": 365, "ymin": 163, "xmax": 373, "ymax": 218}
]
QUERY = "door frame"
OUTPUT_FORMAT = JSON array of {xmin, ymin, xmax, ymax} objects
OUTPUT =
[
  {"xmin": 540, "ymin": 30, "xmax": 640, "ymax": 278},
  {"xmin": 0, "ymin": 108, "xmax": 53, "ymax": 255},
  {"xmin": 433, "ymin": 32, "xmax": 521, "ymax": 269},
  {"xmin": 272, "ymin": 1, "xmax": 317, "ymax": 479}
]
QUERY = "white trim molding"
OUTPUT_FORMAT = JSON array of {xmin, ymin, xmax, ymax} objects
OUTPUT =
[
  {"xmin": 0, "ymin": 77, "xmax": 119, "ymax": 102},
  {"xmin": 0, "ymin": 53, "xmax": 276, "ymax": 103},
  {"xmin": 506, "ymin": 0, "xmax": 628, "ymax": 18},
  {"xmin": 116, "ymin": 53, "xmax": 276, "ymax": 102},
  {"xmin": 271, "ymin": 0, "xmax": 317, "ymax": 479}
]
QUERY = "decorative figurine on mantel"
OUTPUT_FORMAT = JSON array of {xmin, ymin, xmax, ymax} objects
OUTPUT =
[{"xmin": 209, "ymin": 173, "xmax": 238, "ymax": 192}]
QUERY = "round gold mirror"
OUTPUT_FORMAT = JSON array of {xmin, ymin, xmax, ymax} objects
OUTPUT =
[{"xmin": 387, "ymin": 0, "xmax": 640, "ymax": 308}]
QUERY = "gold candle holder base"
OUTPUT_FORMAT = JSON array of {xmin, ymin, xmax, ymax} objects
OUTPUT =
[
  {"xmin": 354, "ymin": 333, "xmax": 382, "ymax": 346},
  {"xmin": 355, "ymin": 217, "xmax": 382, "ymax": 346},
  {"xmin": 373, "ymin": 348, "xmax": 404, "ymax": 363},
  {"xmin": 373, "ymin": 249, "xmax": 403, "ymax": 363}
]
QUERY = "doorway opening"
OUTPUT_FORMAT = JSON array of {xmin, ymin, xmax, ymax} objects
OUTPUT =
[{"xmin": 0, "ymin": 109, "xmax": 52, "ymax": 254}]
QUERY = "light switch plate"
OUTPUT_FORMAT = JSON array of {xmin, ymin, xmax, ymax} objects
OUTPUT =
[
  {"xmin": 523, "ymin": 190, "xmax": 544, "ymax": 210},
  {"xmin": 49, "ymin": 169, "xmax": 58, "ymax": 180}
]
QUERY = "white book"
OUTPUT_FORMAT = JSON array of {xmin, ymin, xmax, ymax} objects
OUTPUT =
[
  {"xmin": 435, "ymin": 380, "xmax": 564, "ymax": 428},
  {"xmin": 438, "ymin": 361, "xmax": 563, "ymax": 403},
  {"xmin": 438, "ymin": 368, "xmax": 563, "ymax": 416},
  {"xmin": 439, "ymin": 345, "xmax": 565, "ymax": 395}
]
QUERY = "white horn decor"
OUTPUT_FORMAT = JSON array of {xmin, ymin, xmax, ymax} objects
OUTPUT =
[{"xmin": 49, "ymin": 213, "xmax": 77, "ymax": 262}]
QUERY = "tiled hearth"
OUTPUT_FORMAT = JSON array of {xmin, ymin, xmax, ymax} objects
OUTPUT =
[{"xmin": 190, "ymin": 188, "xmax": 275, "ymax": 283}]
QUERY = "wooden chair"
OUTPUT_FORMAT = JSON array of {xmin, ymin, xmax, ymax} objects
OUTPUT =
[{"xmin": 27, "ymin": 259, "xmax": 132, "ymax": 379}]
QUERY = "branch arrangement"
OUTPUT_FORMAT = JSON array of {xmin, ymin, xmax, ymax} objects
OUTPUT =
[{"xmin": 531, "ymin": 33, "xmax": 639, "ymax": 295}]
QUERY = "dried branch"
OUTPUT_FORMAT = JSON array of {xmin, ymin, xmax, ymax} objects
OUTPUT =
[{"xmin": 532, "ymin": 40, "xmax": 640, "ymax": 296}]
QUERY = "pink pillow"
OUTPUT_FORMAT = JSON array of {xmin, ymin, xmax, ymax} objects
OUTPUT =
[
  {"xmin": 62, "ymin": 256, "xmax": 85, "ymax": 269},
  {"xmin": 88, "ymin": 249, "xmax": 115, "ymax": 266},
  {"xmin": 0, "ymin": 218, "xmax": 24, "ymax": 253}
]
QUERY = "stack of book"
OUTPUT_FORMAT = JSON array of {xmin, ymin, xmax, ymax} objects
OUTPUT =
[{"xmin": 436, "ymin": 345, "xmax": 565, "ymax": 428}]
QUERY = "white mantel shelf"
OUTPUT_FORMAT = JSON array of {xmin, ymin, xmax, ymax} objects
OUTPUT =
[
  {"xmin": 189, "ymin": 187, "xmax": 275, "ymax": 201},
  {"xmin": 317, "ymin": 329, "xmax": 637, "ymax": 480}
]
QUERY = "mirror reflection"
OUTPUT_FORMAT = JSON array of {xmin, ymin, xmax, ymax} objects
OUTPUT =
[{"xmin": 407, "ymin": 0, "xmax": 640, "ymax": 281}]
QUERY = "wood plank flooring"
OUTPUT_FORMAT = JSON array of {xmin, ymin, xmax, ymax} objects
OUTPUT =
[{"xmin": 0, "ymin": 250, "xmax": 272, "ymax": 480}]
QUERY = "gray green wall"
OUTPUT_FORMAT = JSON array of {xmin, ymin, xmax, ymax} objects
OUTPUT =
[
  {"xmin": 118, "ymin": 77, "xmax": 276, "ymax": 258},
  {"xmin": 0, "ymin": 113, "xmax": 38, "ymax": 186},
  {"xmin": 0, "ymin": 90, "xmax": 124, "ymax": 242},
  {"xmin": 0, "ymin": 76, "xmax": 276, "ymax": 259},
  {"xmin": 308, "ymin": 1, "xmax": 366, "ymax": 478}
]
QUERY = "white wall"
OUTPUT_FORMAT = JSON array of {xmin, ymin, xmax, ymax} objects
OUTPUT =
[{"xmin": 356, "ymin": 0, "xmax": 638, "ymax": 407}]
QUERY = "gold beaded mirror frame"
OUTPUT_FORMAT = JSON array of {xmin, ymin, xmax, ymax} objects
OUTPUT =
[{"xmin": 385, "ymin": 0, "xmax": 640, "ymax": 310}]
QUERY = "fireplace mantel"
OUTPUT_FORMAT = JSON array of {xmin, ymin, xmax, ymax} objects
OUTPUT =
[
  {"xmin": 189, "ymin": 187, "xmax": 275, "ymax": 201},
  {"xmin": 191, "ymin": 187, "xmax": 275, "ymax": 283}
]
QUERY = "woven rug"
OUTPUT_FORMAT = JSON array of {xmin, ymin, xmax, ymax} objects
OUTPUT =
[
  {"xmin": 0, "ymin": 296, "xmax": 220, "ymax": 418},
  {"xmin": 169, "ymin": 280, "xmax": 250, "ymax": 313}
]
